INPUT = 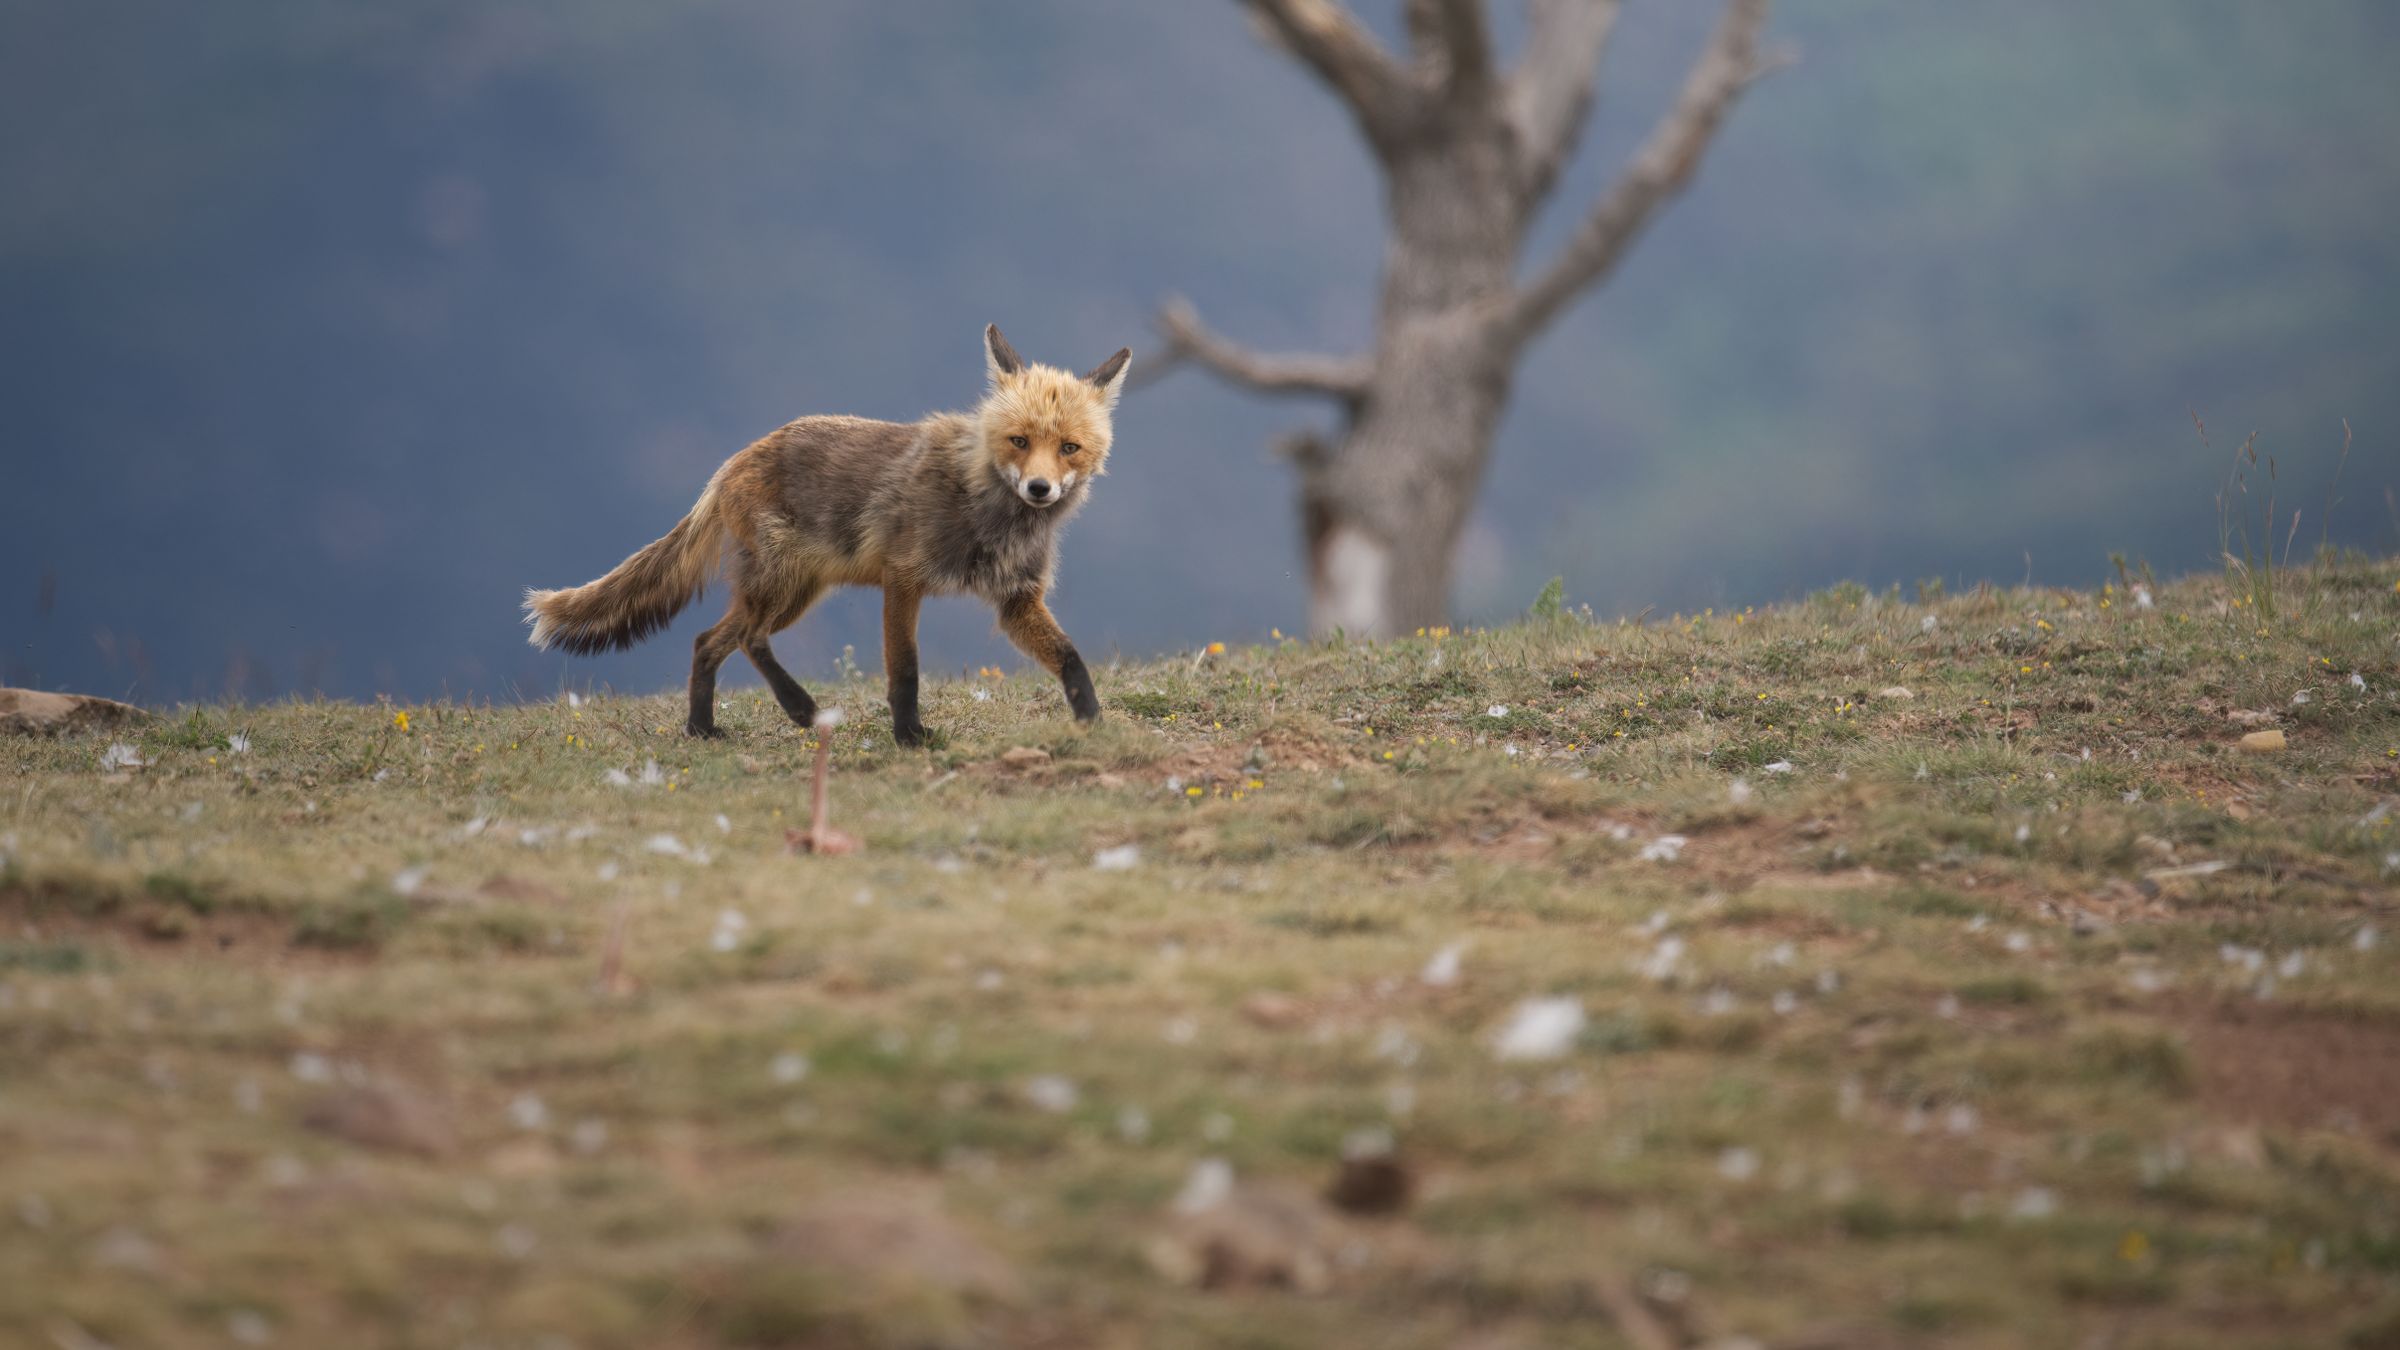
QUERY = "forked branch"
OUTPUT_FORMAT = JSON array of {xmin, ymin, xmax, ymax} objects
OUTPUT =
[
  {"xmin": 1505, "ymin": 0, "xmax": 1625, "ymax": 200},
  {"xmin": 1404, "ymin": 0, "xmax": 1496, "ymax": 96},
  {"xmin": 1241, "ymin": 0, "xmax": 1415, "ymax": 146},
  {"xmin": 1503, "ymin": 0, "xmax": 1780, "ymax": 347},
  {"xmin": 1155, "ymin": 297, "xmax": 1373, "ymax": 402}
]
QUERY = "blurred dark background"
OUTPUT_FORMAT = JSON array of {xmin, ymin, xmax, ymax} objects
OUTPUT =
[{"xmin": 4, "ymin": 1, "xmax": 2394, "ymax": 704}]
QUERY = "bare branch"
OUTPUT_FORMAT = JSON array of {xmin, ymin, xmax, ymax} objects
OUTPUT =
[
  {"xmin": 1241, "ymin": 0, "xmax": 1415, "ymax": 145},
  {"xmin": 1504, "ymin": 0, "xmax": 1623, "ymax": 201},
  {"xmin": 1153, "ymin": 297, "xmax": 1373, "ymax": 402},
  {"xmin": 1502, "ymin": 0, "xmax": 1777, "ymax": 347},
  {"xmin": 1403, "ymin": 0, "xmax": 1496, "ymax": 96}
]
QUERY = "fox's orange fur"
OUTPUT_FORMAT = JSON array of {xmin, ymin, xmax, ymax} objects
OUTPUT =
[{"xmin": 524, "ymin": 325, "xmax": 1130, "ymax": 744}]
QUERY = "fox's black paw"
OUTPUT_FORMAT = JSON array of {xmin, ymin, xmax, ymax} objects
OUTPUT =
[
  {"xmin": 1059, "ymin": 652, "xmax": 1100, "ymax": 723},
  {"xmin": 684, "ymin": 722, "xmax": 726, "ymax": 740},
  {"xmin": 892, "ymin": 720, "xmax": 927, "ymax": 748}
]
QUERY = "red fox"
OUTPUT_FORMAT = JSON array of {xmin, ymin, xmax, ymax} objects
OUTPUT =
[{"xmin": 524, "ymin": 325, "xmax": 1130, "ymax": 745}]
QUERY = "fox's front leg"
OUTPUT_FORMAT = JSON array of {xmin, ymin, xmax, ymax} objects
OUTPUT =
[
  {"xmin": 999, "ymin": 590, "xmax": 1100, "ymax": 724},
  {"xmin": 882, "ymin": 581, "xmax": 927, "ymax": 747}
]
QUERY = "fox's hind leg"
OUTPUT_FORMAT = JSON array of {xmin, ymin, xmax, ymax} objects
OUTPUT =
[
  {"xmin": 743, "ymin": 580, "xmax": 827, "ymax": 729},
  {"xmin": 687, "ymin": 604, "xmax": 748, "ymax": 739},
  {"xmin": 998, "ymin": 588, "xmax": 1100, "ymax": 725}
]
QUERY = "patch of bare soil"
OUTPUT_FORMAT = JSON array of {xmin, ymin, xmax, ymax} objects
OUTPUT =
[
  {"xmin": 4, "ymin": 873, "xmax": 590, "ymax": 970},
  {"xmin": 773, "ymin": 1182, "xmax": 1023, "ymax": 1304},
  {"xmin": 2180, "ymin": 1001, "xmax": 2400, "ymax": 1144},
  {"xmin": 1, "ymin": 883, "xmax": 364, "ymax": 969}
]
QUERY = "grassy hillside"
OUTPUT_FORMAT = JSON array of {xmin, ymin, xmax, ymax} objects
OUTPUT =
[{"xmin": 4, "ymin": 561, "xmax": 2397, "ymax": 1348}]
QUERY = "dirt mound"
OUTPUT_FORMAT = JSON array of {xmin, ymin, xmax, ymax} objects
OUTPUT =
[
  {"xmin": 0, "ymin": 688, "xmax": 149, "ymax": 736},
  {"xmin": 2184, "ymin": 1003, "xmax": 2400, "ymax": 1144}
]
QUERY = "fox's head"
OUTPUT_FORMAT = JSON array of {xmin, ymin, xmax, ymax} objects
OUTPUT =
[{"xmin": 973, "ymin": 324, "xmax": 1131, "ymax": 511}]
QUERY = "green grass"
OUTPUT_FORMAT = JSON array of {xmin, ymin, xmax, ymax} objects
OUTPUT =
[{"xmin": 4, "ymin": 560, "xmax": 2398, "ymax": 1348}]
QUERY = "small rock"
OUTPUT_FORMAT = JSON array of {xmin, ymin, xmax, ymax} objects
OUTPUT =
[
  {"xmin": 1326, "ymin": 1156, "xmax": 1414, "ymax": 1215},
  {"xmin": 508, "ymin": 1092, "xmax": 550, "ymax": 1131},
  {"xmin": 1021, "ymin": 1074, "xmax": 1079, "ymax": 1113},
  {"xmin": 1636, "ymin": 834, "xmax": 1688, "ymax": 863},
  {"xmin": 1172, "ymin": 1157, "xmax": 1237, "ymax": 1217},
  {"xmin": 485, "ymin": 1137, "xmax": 560, "ymax": 1178},
  {"xmin": 2237, "ymin": 730, "xmax": 2286, "ymax": 754},
  {"xmin": 776, "ymin": 1185, "xmax": 1022, "ymax": 1303},
  {"xmin": 1877, "ymin": 686, "xmax": 1915, "ymax": 700},
  {"xmin": 1147, "ymin": 1178, "xmax": 1344, "ymax": 1294},
  {"xmin": 2009, "ymin": 1187, "xmax": 2059, "ymax": 1221},
  {"xmin": 300, "ymin": 1080, "xmax": 457, "ymax": 1158},
  {"xmin": 1492, "ymin": 997, "xmax": 1585, "ymax": 1061},
  {"xmin": 90, "ymin": 1225, "xmax": 159, "ymax": 1272},
  {"xmin": 1419, "ymin": 942, "xmax": 1465, "ymax": 987},
  {"xmin": 1241, "ymin": 992, "xmax": 1309, "ymax": 1029}
]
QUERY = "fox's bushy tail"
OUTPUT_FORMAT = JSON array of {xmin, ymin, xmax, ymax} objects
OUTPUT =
[{"xmin": 523, "ymin": 477, "xmax": 727, "ymax": 655}]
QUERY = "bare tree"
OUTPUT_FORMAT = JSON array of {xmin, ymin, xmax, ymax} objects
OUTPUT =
[{"xmin": 1155, "ymin": 0, "xmax": 1779, "ymax": 636}]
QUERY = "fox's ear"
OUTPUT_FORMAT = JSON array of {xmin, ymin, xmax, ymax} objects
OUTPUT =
[
  {"xmin": 1084, "ymin": 348, "xmax": 1132, "ymax": 411},
  {"xmin": 984, "ymin": 324, "xmax": 1024, "ymax": 384}
]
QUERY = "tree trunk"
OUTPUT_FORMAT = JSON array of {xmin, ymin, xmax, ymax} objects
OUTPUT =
[
  {"xmin": 1173, "ymin": 1, "xmax": 1776, "ymax": 638},
  {"xmin": 1305, "ymin": 133, "xmax": 1520, "ymax": 638}
]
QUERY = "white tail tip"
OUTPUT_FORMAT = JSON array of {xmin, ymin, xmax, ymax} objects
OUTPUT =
[{"xmin": 522, "ymin": 589, "xmax": 560, "ymax": 649}]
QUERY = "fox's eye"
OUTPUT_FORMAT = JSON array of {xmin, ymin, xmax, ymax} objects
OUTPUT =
[
  {"xmin": 1007, "ymin": 435, "xmax": 1029, "ymax": 450},
  {"xmin": 1061, "ymin": 442, "xmax": 1081, "ymax": 456}
]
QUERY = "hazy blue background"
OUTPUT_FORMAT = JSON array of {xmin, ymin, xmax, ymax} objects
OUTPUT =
[{"xmin": 4, "ymin": 1, "xmax": 2394, "ymax": 704}]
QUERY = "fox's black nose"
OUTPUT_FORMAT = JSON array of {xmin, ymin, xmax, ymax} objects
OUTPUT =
[{"xmin": 1025, "ymin": 478, "xmax": 1053, "ymax": 500}]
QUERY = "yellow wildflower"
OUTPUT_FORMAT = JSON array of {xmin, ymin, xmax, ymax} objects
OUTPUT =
[{"xmin": 393, "ymin": 711, "xmax": 410, "ymax": 732}]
